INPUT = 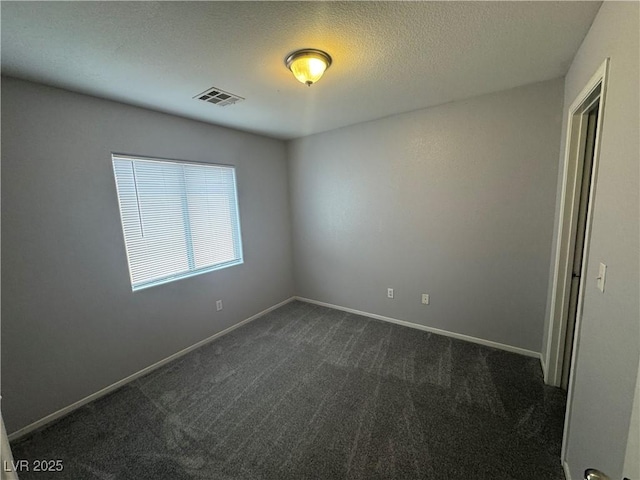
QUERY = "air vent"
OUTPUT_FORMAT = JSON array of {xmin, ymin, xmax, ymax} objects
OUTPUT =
[{"xmin": 194, "ymin": 87, "xmax": 244, "ymax": 107}]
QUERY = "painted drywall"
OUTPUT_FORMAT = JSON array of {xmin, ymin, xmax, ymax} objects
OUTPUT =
[
  {"xmin": 1, "ymin": 77, "xmax": 294, "ymax": 434},
  {"xmin": 552, "ymin": 2, "xmax": 639, "ymax": 479},
  {"xmin": 623, "ymin": 357, "xmax": 639, "ymax": 479},
  {"xmin": 1, "ymin": 415, "xmax": 18, "ymax": 480},
  {"xmin": 288, "ymin": 79, "xmax": 564, "ymax": 353}
]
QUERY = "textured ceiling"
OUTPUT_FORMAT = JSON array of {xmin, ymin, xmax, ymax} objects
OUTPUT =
[{"xmin": 1, "ymin": 1, "xmax": 601, "ymax": 139}]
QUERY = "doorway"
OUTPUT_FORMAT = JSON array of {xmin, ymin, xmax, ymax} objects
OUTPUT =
[
  {"xmin": 544, "ymin": 59, "xmax": 610, "ymax": 473},
  {"xmin": 545, "ymin": 58, "xmax": 609, "ymax": 391},
  {"xmin": 560, "ymin": 100, "xmax": 599, "ymax": 390}
]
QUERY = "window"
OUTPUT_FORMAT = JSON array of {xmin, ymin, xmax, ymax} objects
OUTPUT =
[{"xmin": 112, "ymin": 154, "xmax": 243, "ymax": 291}]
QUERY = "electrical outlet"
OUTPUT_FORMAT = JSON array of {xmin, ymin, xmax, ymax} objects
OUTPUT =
[
  {"xmin": 387, "ymin": 288, "xmax": 394, "ymax": 299},
  {"xmin": 216, "ymin": 300, "xmax": 223, "ymax": 311},
  {"xmin": 421, "ymin": 294, "xmax": 430, "ymax": 305}
]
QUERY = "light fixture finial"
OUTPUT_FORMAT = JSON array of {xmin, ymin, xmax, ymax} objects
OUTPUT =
[{"xmin": 285, "ymin": 49, "xmax": 332, "ymax": 86}]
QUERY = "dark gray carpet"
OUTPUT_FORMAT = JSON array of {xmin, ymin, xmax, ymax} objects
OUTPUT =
[{"xmin": 11, "ymin": 300, "xmax": 566, "ymax": 479}]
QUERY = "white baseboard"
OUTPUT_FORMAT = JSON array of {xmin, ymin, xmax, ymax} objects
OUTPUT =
[
  {"xmin": 296, "ymin": 296, "xmax": 542, "ymax": 360},
  {"xmin": 9, "ymin": 295, "xmax": 544, "ymax": 441},
  {"xmin": 563, "ymin": 460, "xmax": 572, "ymax": 480},
  {"xmin": 541, "ymin": 354, "xmax": 548, "ymax": 380},
  {"xmin": 8, "ymin": 296, "xmax": 295, "ymax": 442}
]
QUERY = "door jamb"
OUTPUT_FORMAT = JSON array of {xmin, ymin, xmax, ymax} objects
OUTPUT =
[{"xmin": 545, "ymin": 58, "xmax": 609, "ymax": 390}]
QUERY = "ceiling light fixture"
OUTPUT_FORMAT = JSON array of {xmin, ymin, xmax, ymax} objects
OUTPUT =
[{"xmin": 285, "ymin": 49, "xmax": 332, "ymax": 86}]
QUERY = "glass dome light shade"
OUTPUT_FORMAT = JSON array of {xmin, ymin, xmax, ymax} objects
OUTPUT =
[{"xmin": 285, "ymin": 49, "xmax": 332, "ymax": 86}]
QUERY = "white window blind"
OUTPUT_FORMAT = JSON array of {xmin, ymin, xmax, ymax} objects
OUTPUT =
[{"xmin": 112, "ymin": 154, "xmax": 243, "ymax": 291}]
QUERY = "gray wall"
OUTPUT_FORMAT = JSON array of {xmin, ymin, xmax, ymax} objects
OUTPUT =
[
  {"xmin": 288, "ymin": 79, "xmax": 563, "ymax": 353},
  {"xmin": 1, "ymin": 78, "xmax": 294, "ymax": 434},
  {"xmin": 553, "ymin": 2, "xmax": 640, "ymax": 478},
  {"xmin": 624, "ymin": 357, "xmax": 639, "ymax": 479}
]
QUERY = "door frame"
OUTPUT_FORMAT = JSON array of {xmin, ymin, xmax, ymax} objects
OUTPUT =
[{"xmin": 545, "ymin": 58, "xmax": 609, "ymax": 390}]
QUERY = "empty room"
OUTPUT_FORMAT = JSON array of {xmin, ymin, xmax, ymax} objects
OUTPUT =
[{"xmin": 1, "ymin": 2, "xmax": 638, "ymax": 479}]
